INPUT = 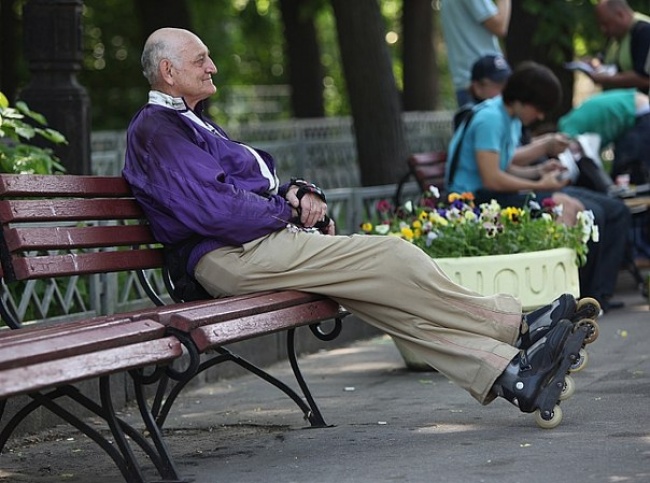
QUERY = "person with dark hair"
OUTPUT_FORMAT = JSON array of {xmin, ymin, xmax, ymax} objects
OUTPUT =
[
  {"xmin": 123, "ymin": 28, "xmax": 597, "ymax": 428},
  {"xmin": 446, "ymin": 61, "xmax": 631, "ymax": 312},
  {"xmin": 453, "ymin": 56, "xmax": 570, "ymax": 168},
  {"xmin": 590, "ymin": 0, "xmax": 650, "ymax": 93}
]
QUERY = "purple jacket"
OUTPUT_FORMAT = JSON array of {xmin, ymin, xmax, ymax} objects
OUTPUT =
[{"xmin": 123, "ymin": 100, "xmax": 293, "ymax": 272}]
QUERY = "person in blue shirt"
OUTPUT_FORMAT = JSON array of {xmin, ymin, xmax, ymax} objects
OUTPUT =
[
  {"xmin": 446, "ymin": 62, "xmax": 631, "ymax": 312},
  {"xmin": 441, "ymin": 0, "xmax": 511, "ymax": 106}
]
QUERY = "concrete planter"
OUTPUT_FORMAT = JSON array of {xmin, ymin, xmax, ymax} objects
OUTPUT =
[{"xmin": 394, "ymin": 248, "xmax": 580, "ymax": 371}]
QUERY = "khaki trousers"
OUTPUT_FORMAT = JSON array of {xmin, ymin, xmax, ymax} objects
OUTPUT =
[{"xmin": 195, "ymin": 230, "xmax": 522, "ymax": 403}]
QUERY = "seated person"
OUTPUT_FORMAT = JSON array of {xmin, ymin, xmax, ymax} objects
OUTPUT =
[
  {"xmin": 123, "ymin": 27, "xmax": 594, "ymax": 421},
  {"xmin": 445, "ymin": 61, "xmax": 631, "ymax": 312},
  {"xmin": 454, "ymin": 55, "xmax": 571, "ymax": 169},
  {"xmin": 454, "ymin": 54, "xmax": 512, "ymax": 130},
  {"xmin": 558, "ymin": 88, "xmax": 650, "ymax": 185}
]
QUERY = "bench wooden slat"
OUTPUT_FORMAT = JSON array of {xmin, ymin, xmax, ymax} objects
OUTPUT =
[
  {"xmin": 10, "ymin": 248, "xmax": 164, "ymax": 280},
  {"xmin": 0, "ymin": 199, "xmax": 144, "ymax": 223},
  {"xmin": 0, "ymin": 317, "xmax": 136, "ymax": 343},
  {"xmin": 0, "ymin": 319, "xmax": 168, "ymax": 370},
  {"xmin": 0, "ymin": 174, "xmax": 131, "ymax": 197},
  {"xmin": 408, "ymin": 151, "xmax": 447, "ymax": 192},
  {"xmin": 0, "ymin": 336, "xmax": 182, "ymax": 400},
  {"xmin": 190, "ymin": 298, "xmax": 341, "ymax": 352},
  {"xmin": 162, "ymin": 290, "xmax": 334, "ymax": 332},
  {"xmin": 4, "ymin": 225, "xmax": 155, "ymax": 251}
]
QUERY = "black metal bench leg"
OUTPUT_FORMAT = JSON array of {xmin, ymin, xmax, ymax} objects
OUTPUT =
[
  {"xmin": 286, "ymin": 328, "xmax": 328, "ymax": 427},
  {"xmin": 29, "ymin": 391, "xmax": 139, "ymax": 482},
  {"xmin": 154, "ymin": 347, "xmax": 320, "ymax": 429},
  {"xmin": 130, "ymin": 370, "xmax": 185, "ymax": 482},
  {"xmin": 99, "ymin": 376, "xmax": 149, "ymax": 483}
]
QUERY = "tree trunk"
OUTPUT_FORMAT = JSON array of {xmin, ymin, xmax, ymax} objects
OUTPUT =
[
  {"xmin": 331, "ymin": 0, "xmax": 407, "ymax": 186},
  {"xmin": 279, "ymin": 0, "xmax": 324, "ymax": 118},
  {"xmin": 134, "ymin": 0, "xmax": 192, "ymax": 42},
  {"xmin": 402, "ymin": 0, "xmax": 437, "ymax": 111},
  {"xmin": 505, "ymin": 1, "xmax": 574, "ymax": 119},
  {"xmin": 0, "ymin": 0, "xmax": 19, "ymax": 102}
]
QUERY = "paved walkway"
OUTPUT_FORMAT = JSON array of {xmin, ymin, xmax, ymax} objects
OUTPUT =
[{"xmin": 1, "ymin": 272, "xmax": 648, "ymax": 482}]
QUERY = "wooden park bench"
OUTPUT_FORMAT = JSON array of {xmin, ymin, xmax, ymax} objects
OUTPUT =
[{"xmin": 0, "ymin": 174, "xmax": 347, "ymax": 483}]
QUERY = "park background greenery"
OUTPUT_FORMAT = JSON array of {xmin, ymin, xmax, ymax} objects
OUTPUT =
[{"xmin": 1, "ymin": 0, "xmax": 650, "ymax": 181}]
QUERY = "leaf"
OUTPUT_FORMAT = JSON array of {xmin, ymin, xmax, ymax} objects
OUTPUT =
[
  {"xmin": 16, "ymin": 101, "xmax": 48, "ymax": 126},
  {"xmin": 38, "ymin": 128, "xmax": 68, "ymax": 145}
]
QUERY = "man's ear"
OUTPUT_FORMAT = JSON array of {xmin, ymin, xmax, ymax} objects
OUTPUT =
[{"xmin": 160, "ymin": 59, "xmax": 174, "ymax": 85}]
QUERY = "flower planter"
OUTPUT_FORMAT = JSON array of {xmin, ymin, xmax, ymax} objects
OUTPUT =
[{"xmin": 394, "ymin": 247, "xmax": 580, "ymax": 371}]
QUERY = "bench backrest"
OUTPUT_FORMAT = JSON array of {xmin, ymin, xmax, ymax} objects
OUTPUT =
[
  {"xmin": 407, "ymin": 151, "xmax": 448, "ymax": 194},
  {"xmin": 0, "ymin": 174, "xmax": 163, "ymax": 283}
]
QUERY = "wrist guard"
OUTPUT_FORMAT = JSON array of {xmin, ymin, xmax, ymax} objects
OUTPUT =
[
  {"xmin": 290, "ymin": 178, "xmax": 326, "ymax": 203},
  {"xmin": 288, "ymin": 178, "xmax": 330, "ymax": 233}
]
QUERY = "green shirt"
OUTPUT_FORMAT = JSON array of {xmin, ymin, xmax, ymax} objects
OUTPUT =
[{"xmin": 558, "ymin": 89, "xmax": 637, "ymax": 146}]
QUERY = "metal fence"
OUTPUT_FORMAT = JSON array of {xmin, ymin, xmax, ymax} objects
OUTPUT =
[{"xmin": 91, "ymin": 110, "xmax": 454, "ymax": 187}]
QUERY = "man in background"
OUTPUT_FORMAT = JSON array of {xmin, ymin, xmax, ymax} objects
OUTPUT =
[
  {"xmin": 440, "ymin": 0, "xmax": 511, "ymax": 107},
  {"xmin": 590, "ymin": 0, "xmax": 650, "ymax": 92}
]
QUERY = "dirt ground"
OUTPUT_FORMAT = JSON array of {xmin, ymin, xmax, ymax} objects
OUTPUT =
[{"xmin": 0, "ymin": 415, "xmax": 290, "ymax": 482}]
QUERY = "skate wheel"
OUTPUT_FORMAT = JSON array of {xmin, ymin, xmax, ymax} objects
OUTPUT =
[
  {"xmin": 576, "ymin": 297, "xmax": 601, "ymax": 319},
  {"xmin": 535, "ymin": 405, "xmax": 563, "ymax": 429},
  {"xmin": 559, "ymin": 375, "xmax": 576, "ymax": 401},
  {"xmin": 574, "ymin": 318, "xmax": 599, "ymax": 344},
  {"xmin": 569, "ymin": 348, "xmax": 589, "ymax": 373}
]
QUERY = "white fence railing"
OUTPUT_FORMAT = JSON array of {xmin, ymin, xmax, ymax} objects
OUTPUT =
[{"xmin": 91, "ymin": 111, "xmax": 454, "ymax": 188}]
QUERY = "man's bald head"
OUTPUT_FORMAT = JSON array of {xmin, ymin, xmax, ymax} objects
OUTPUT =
[{"xmin": 141, "ymin": 28, "xmax": 203, "ymax": 87}]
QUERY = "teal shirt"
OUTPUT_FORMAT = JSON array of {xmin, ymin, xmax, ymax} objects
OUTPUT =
[
  {"xmin": 558, "ymin": 89, "xmax": 637, "ymax": 146},
  {"xmin": 446, "ymin": 96, "xmax": 521, "ymax": 194}
]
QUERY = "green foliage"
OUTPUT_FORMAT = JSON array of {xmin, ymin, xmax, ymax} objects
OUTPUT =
[
  {"xmin": 522, "ymin": 0, "xmax": 650, "ymax": 60},
  {"xmin": 0, "ymin": 92, "xmax": 66, "ymax": 174}
]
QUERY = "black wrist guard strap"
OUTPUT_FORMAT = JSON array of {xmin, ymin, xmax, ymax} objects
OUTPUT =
[{"xmin": 290, "ymin": 177, "xmax": 327, "ymax": 203}]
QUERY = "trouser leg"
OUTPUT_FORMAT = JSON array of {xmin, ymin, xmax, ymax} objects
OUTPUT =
[
  {"xmin": 195, "ymin": 231, "xmax": 522, "ymax": 403},
  {"xmin": 563, "ymin": 186, "xmax": 631, "ymax": 299}
]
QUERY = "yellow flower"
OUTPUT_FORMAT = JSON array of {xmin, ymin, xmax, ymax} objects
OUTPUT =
[
  {"xmin": 430, "ymin": 212, "xmax": 448, "ymax": 226},
  {"xmin": 412, "ymin": 220, "xmax": 422, "ymax": 229},
  {"xmin": 401, "ymin": 226, "xmax": 414, "ymax": 241},
  {"xmin": 361, "ymin": 222, "xmax": 373, "ymax": 233},
  {"xmin": 502, "ymin": 206, "xmax": 522, "ymax": 222}
]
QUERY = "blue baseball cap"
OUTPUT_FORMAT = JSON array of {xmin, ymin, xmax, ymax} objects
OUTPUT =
[{"xmin": 471, "ymin": 55, "xmax": 512, "ymax": 82}]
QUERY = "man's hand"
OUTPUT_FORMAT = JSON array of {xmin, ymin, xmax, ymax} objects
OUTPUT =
[
  {"xmin": 285, "ymin": 185, "xmax": 329, "ymax": 229},
  {"xmin": 541, "ymin": 133, "xmax": 570, "ymax": 157},
  {"xmin": 538, "ymin": 170, "xmax": 570, "ymax": 190}
]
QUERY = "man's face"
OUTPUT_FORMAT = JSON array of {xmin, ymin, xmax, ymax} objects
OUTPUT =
[
  {"xmin": 595, "ymin": 4, "xmax": 627, "ymax": 39},
  {"xmin": 168, "ymin": 35, "xmax": 217, "ymax": 107},
  {"xmin": 518, "ymin": 103, "xmax": 545, "ymax": 126}
]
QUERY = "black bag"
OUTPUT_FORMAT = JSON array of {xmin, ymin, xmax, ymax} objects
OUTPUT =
[
  {"xmin": 163, "ymin": 236, "xmax": 212, "ymax": 303},
  {"xmin": 575, "ymin": 156, "xmax": 613, "ymax": 193}
]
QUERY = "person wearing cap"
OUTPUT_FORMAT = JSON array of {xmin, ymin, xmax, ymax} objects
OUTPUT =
[
  {"xmin": 453, "ymin": 54, "xmax": 512, "ymax": 130},
  {"xmin": 445, "ymin": 61, "xmax": 631, "ymax": 313},
  {"xmin": 440, "ymin": 0, "xmax": 512, "ymax": 107}
]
